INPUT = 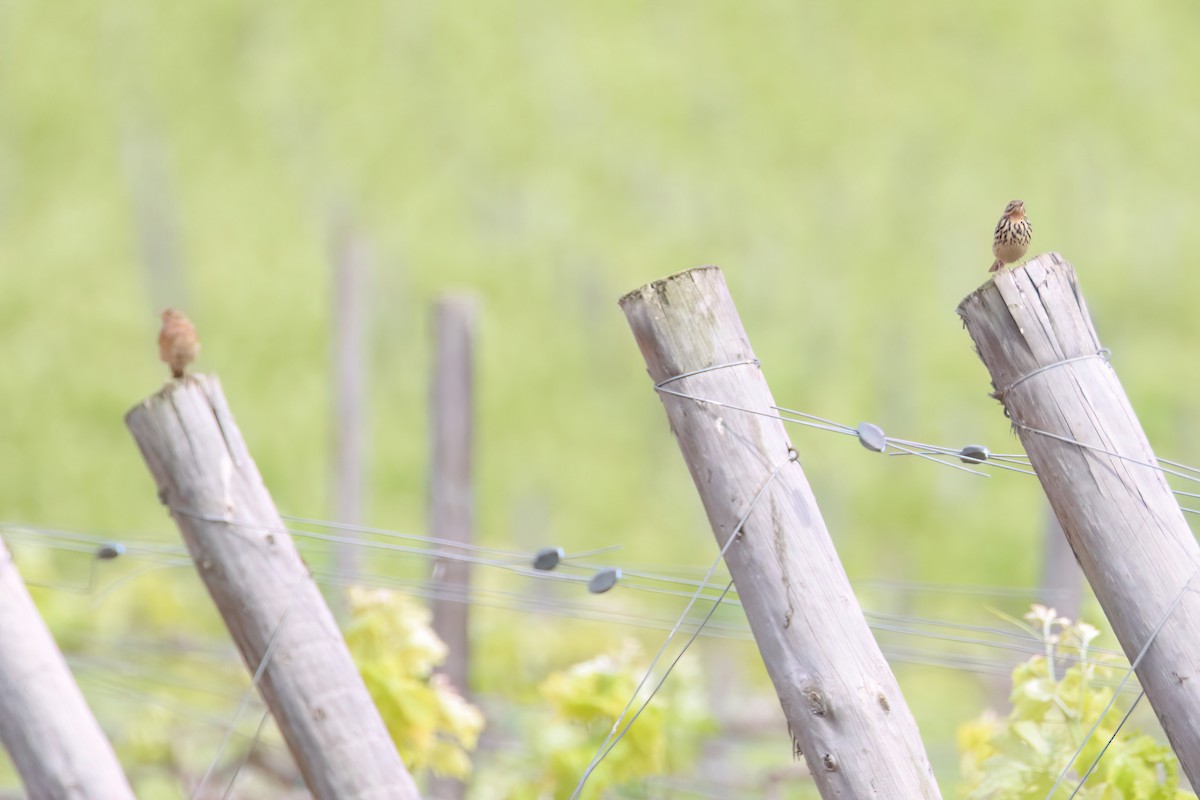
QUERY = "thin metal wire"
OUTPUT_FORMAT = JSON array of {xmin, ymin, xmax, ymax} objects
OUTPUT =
[
  {"xmin": 888, "ymin": 450, "xmax": 1037, "ymax": 476},
  {"xmin": 886, "ymin": 439, "xmax": 990, "ymax": 477},
  {"xmin": 1012, "ymin": 420, "xmax": 1200, "ymax": 487},
  {"xmin": 1065, "ymin": 689, "xmax": 1145, "ymax": 800},
  {"xmin": 579, "ymin": 580, "xmax": 736, "ymax": 794},
  {"xmin": 282, "ymin": 514, "xmax": 621, "ymax": 562},
  {"xmin": 570, "ymin": 450, "xmax": 796, "ymax": 799},
  {"xmin": 993, "ymin": 350, "xmax": 1111, "ymax": 401},
  {"xmin": 885, "ymin": 440, "xmax": 1038, "ymax": 476},
  {"xmin": 90, "ymin": 559, "xmax": 195, "ymax": 605},
  {"xmin": 170, "ymin": 507, "xmax": 605, "ymax": 585},
  {"xmin": 222, "ymin": 705, "xmax": 274, "ymax": 799},
  {"xmin": 661, "ymin": 387, "xmax": 995, "ymax": 478},
  {"xmin": 77, "ymin": 671, "xmax": 267, "ymax": 735},
  {"xmin": 654, "ymin": 359, "xmax": 760, "ymax": 388},
  {"xmin": 8, "ymin": 532, "xmax": 1109, "ymax": 664},
  {"xmin": 8, "ymin": 520, "xmax": 1104, "ymax": 619},
  {"xmin": 191, "ymin": 577, "xmax": 306, "ymax": 799},
  {"xmin": 7, "ymin": 522, "xmax": 1157, "ymax": 671},
  {"xmin": 1158, "ymin": 456, "xmax": 1200, "ymax": 480},
  {"xmin": 770, "ymin": 405, "xmax": 858, "ymax": 434},
  {"xmin": 650, "ymin": 353, "xmax": 1200, "ymax": 495}
]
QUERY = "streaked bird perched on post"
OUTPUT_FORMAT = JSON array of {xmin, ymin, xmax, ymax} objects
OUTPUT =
[
  {"xmin": 990, "ymin": 199, "xmax": 1032, "ymax": 272},
  {"xmin": 158, "ymin": 308, "xmax": 199, "ymax": 379}
]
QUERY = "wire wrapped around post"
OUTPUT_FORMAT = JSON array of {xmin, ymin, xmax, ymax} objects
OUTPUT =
[
  {"xmin": 958, "ymin": 252, "xmax": 1200, "ymax": 790},
  {"xmin": 619, "ymin": 266, "xmax": 943, "ymax": 800}
]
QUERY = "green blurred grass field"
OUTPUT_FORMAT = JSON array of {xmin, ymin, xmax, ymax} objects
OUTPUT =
[{"xmin": 3, "ymin": 0, "xmax": 1200, "ymax": 795}]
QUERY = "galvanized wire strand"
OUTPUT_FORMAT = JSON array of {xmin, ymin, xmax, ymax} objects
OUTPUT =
[
  {"xmin": 1065, "ymin": 689, "xmax": 1145, "ymax": 800},
  {"xmin": 166, "ymin": 508, "xmax": 614, "ymax": 589},
  {"xmin": 89, "ymin": 559, "xmax": 196, "ymax": 605},
  {"xmin": 993, "ymin": 351, "xmax": 1112, "ymax": 402},
  {"xmin": 886, "ymin": 439, "xmax": 990, "ymax": 477},
  {"xmin": 576, "ymin": 579, "xmax": 735, "ymax": 795},
  {"xmin": 285, "ymin": 527, "xmax": 596, "ymax": 585},
  {"xmin": 866, "ymin": 610, "xmax": 1127, "ymax": 659},
  {"xmin": 6, "ymin": 522, "xmax": 1133, "ymax": 668},
  {"xmin": 1158, "ymin": 456, "xmax": 1200, "ymax": 480},
  {"xmin": 661, "ymin": 385, "xmax": 1001, "ymax": 477},
  {"xmin": 570, "ymin": 451, "xmax": 796, "ymax": 799},
  {"xmin": 282, "ymin": 514, "xmax": 620, "ymax": 562},
  {"xmin": 654, "ymin": 359, "xmax": 761, "ymax": 388},
  {"xmin": 887, "ymin": 446, "xmax": 1038, "ymax": 476},
  {"xmin": 191, "ymin": 577, "xmax": 306, "ymax": 800},
  {"xmin": 76, "ymin": 670, "xmax": 265, "ymax": 736},
  {"xmin": 7, "ymin": 520, "xmax": 1093, "ymax": 622},
  {"xmin": 769, "ymin": 405, "xmax": 857, "ymax": 433},
  {"xmin": 5, "ymin": 524, "xmax": 1141, "ymax": 679},
  {"xmin": 319, "ymin": 561, "xmax": 1112, "ymax": 668},
  {"xmin": 0, "ymin": 519, "xmax": 619, "ymax": 569},
  {"xmin": 654, "ymin": 384, "xmax": 815, "ymax": 429},
  {"xmin": 70, "ymin": 653, "xmax": 247, "ymax": 702},
  {"xmin": 652, "ymin": 357, "xmax": 1200, "ymax": 494},
  {"xmin": 879, "ymin": 647, "xmax": 1141, "ymax": 695},
  {"xmin": 222, "ymin": 706, "xmax": 274, "ymax": 800},
  {"xmin": 869, "ymin": 621, "xmax": 1119, "ymax": 666},
  {"xmin": 0, "ymin": 525, "xmax": 1180, "ymax": 705},
  {"xmin": 341, "ymin": 566, "xmax": 1130, "ymax": 670},
  {"xmin": 3, "ymin": 522, "xmax": 607, "ymax": 600},
  {"xmin": 1012, "ymin": 419, "xmax": 1200, "ymax": 487},
  {"xmin": 655, "ymin": 369, "xmax": 1010, "ymax": 479},
  {"xmin": 56, "ymin": 549, "xmax": 1138, "ymax": 690}
]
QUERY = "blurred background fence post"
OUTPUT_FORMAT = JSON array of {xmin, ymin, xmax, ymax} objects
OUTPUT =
[
  {"xmin": 620, "ymin": 267, "xmax": 943, "ymax": 800},
  {"xmin": 331, "ymin": 221, "xmax": 371, "ymax": 596},
  {"xmin": 958, "ymin": 253, "xmax": 1200, "ymax": 786},
  {"xmin": 428, "ymin": 295, "xmax": 477, "ymax": 800},
  {"xmin": 0, "ymin": 535, "xmax": 136, "ymax": 799},
  {"xmin": 125, "ymin": 376, "xmax": 420, "ymax": 800},
  {"xmin": 1039, "ymin": 502, "xmax": 1082, "ymax": 621}
]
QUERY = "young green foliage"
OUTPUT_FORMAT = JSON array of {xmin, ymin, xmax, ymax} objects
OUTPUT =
[
  {"xmin": 345, "ymin": 587, "xmax": 485, "ymax": 779},
  {"xmin": 958, "ymin": 605, "xmax": 1196, "ymax": 800},
  {"xmin": 488, "ymin": 639, "xmax": 711, "ymax": 800}
]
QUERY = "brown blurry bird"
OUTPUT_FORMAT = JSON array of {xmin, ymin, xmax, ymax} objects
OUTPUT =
[
  {"xmin": 990, "ymin": 200, "xmax": 1032, "ymax": 272},
  {"xmin": 158, "ymin": 308, "xmax": 199, "ymax": 379}
]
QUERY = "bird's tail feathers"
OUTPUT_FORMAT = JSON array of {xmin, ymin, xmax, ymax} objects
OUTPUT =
[{"xmin": 989, "ymin": 259, "xmax": 1003, "ymax": 273}]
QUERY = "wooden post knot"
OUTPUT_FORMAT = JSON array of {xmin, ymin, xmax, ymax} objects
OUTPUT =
[{"xmin": 803, "ymin": 686, "xmax": 830, "ymax": 717}]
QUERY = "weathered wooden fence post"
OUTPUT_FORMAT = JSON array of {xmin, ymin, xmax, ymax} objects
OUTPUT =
[
  {"xmin": 126, "ymin": 376, "xmax": 420, "ymax": 799},
  {"xmin": 958, "ymin": 253, "xmax": 1200, "ymax": 786},
  {"xmin": 0, "ymin": 536, "xmax": 135, "ymax": 799},
  {"xmin": 428, "ymin": 295, "xmax": 476, "ymax": 800},
  {"xmin": 331, "ymin": 223, "xmax": 371, "ymax": 588},
  {"xmin": 620, "ymin": 267, "xmax": 942, "ymax": 799}
]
